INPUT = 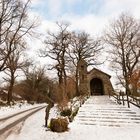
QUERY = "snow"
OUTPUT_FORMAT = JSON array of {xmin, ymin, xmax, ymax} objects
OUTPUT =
[
  {"xmin": 6, "ymin": 108, "xmax": 140, "ymax": 140},
  {"xmin": 5, "ymin": 96, "xmax": 140, "ymax": 140},
  {"xmin": 0, "ymin": 102, "xmax": 47, "ymax": 119},
  {"xmin": 0, "ymin": 108, "xmax": 41, "ymax": 130}
]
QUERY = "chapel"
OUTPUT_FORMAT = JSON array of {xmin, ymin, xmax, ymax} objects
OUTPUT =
[{"xmin": 78, "ymin": 59, "xmax": 114, "ymax": 95}]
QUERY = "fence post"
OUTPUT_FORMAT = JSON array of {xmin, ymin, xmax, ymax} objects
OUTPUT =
[
  {"xmin": 118, "ymin": 93, "xmax": 121, "ymax": 104},
  {"xmin": 126, "ymin": 91, "xmax": 130, "ymax": 108},
  {"xmin": 122, "ymin": 91, "xmax": 125, "ymax": 106},
  {"xmin": 109, "ymin": 91, "xmax": 110, "ymax": 98}
]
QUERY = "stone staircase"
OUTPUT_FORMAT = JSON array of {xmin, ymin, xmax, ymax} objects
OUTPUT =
[{"xmin": 74, "ymin": 96, "xmax": 140, "ymax": 127}]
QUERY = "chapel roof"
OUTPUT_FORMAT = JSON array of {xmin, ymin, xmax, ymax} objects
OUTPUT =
[{"xmin": 88, "ymin": 68, "xmax": 111, "ymax": 78}]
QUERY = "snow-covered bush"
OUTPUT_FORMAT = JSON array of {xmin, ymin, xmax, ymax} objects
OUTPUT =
[
  {"xmin": 69, "ymin": 107, "xmax": 79, "ymax": 122},
  {"xmin": 67, "ymin": 95, "xmax": 88, "ymax": 122}
]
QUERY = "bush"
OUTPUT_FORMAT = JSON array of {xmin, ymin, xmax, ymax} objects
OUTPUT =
[
  {"xmin": 60, "ymin": 108, "xmax": 72, "ymax": 117},
  {"xmin": 69, "ymin": 107, "xmax": 79, "ymax": 122},
  {"xmin": 0, "ymin": 101, "xmax": 7, "ymax": 106},
  {"xmin": 50, "ymin": 117, "xmax": 69, "ymax": 132},
  {"xmin": 28, "ymin": 101, "xmax": 35, "ymax": 105}
]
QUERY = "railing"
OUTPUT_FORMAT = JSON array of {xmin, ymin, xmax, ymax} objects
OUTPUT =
[
  {"xmin": 109, "ymin": 91, "xmax": 140, "ymax": 108},
  {"xmin": 128, "ymin": 95, "xmax": 140, "ymax": 108}
]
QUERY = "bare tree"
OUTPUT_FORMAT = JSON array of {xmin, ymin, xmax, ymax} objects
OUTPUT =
[
  {"xmin": 3, "ymin": 40, "xmax": 28, "ymax": 104},
  {"xmin": 21, "ymin": 65, "xmax": 55, "ymax": 103},
  {"xmin": 104, "ymin": 13, "xmax": 140, "ymax": 107},
  {"xmin": 23, "ymin": 66, "xmax": 46, "ymax": 98},
  {"xmin": 40, "ymin": 22, "xmax": 71, "ymax": 101},
  {"xmin": 68, "ymin": 32, "xmax": 102, "ymax": 95},
  {"xmin": 0, "ymin": 0, "xmax": 37, "ymax": 72}
]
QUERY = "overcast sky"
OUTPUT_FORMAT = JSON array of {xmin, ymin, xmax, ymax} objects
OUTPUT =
[
  {"xmin": 26, "ymin": 0, "xmax": 140, "ymax": 88},
  {"xmin": 31, "ymin": 0, "xmax": 140, "ymax": 35},
  {"xmin": 0, "ymin": 0, "xmax": 139, "ymax": 87},
  {"xmin": 30, "ymin": 0, "xmax": 140, "ymax": 54}
]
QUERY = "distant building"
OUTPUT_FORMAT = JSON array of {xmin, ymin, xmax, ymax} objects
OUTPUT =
[{"xmin": 78, "ymin": 59, "xmax": 114, "ymax": 96}]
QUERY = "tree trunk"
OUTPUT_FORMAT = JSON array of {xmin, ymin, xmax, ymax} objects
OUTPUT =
[
  {"xmin": 45, "ymin": 102, "xmax": 54, "ymax": 127},
  {"xmin": 7, "ymin": 75, "xmax": 14, "ymax": 105},
  {"xmin": 125, "ymin": 79, "xmax": 130, "ymax": 108},
  {"xmin": 63, "ymin": 69, "xmax": 67, "ymax": 100},
  {"xmin": 75, "ymin": 67, "xmax": 79, "ymax": 96}
]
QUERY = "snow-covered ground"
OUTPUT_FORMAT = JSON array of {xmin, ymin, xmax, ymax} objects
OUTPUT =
[
  {"xmin": 4, "ymin": 96, "xmax": 140, "ymax": 140},
  {"xmin": 0, "ymin": 102, "xmax": 47, "ymax": 119},
  {"xmin": 5, "ymin": 108, "xmax": 140, "ymax": 140}
]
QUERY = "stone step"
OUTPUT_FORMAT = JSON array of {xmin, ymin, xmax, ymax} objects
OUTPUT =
[
  {"xmin": 79, "ymin": 110, "xmax": 137, "ymax": 115},
  {"xmin": 79, "ymin": 108, "xmax": 131, "ymax": 111},
  {"xmin": 77, "ymin": 122, "xmax": 139, "ymax": 127},
  {"xmin": 76, "ymin": 115, "xmax": 140, "ymax": 120},
  {"xmin": 75, "ymin": 117, "xmax": 140, "ymax": 123},
  {"xmin": 80, "ymin": 104, "xmax": 137, "ymax": 109},
  {"xmin": 74, "ymin": 96, "xmax": 140, "ymax": 128},
  {"xmin": 77, "ymin": 114, "xmax": 140, "ymax": 118},
  {"xmin": 75, "ymin": 119, "xmax": 140, "ymax": 127}
]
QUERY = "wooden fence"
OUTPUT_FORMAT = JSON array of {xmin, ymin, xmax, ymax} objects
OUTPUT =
[{"xmin": 109, "ymin": 91, "xmax": 140, "ymax": 108}]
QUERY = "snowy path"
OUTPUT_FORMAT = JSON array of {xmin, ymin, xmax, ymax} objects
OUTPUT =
[
  {"xmin": 0, "ymin": 105, "xmax": 45, "ymax": 122},
  {"xmin": 5, "ymin": 96, "xmax": 140, "ymax": 140},
  {"xmin": 0, "ymin": 105, "xmax": 46, "ymax": 140}
]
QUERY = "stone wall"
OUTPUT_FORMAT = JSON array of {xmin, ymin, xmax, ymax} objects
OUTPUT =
[
  {"xmin": 78, "ymin": 59, "xmax": 114, "ymax": 96},
  {"xmin": 78, "ymin": 59, "xmax": 88, "ymax": 95},
  {"xmin": 87, "ymin": 69, "xmax": 114, "ymax": 95}
]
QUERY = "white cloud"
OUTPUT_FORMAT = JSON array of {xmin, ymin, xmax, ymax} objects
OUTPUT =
[
  {"xmin": 28, "ymin": 0, "xmax": 140, "ymax": 83},
  {"xmin": 60, "ymin": 14, "xmax": 108, "ymax": 36},
  {"xmin": 66, "ymin": 0, "xmax": 82, "ymax": 5},
  {"xmin": 30, "ymin": 0, "xmax": 41, "ymax": 5},
  {"xmin": 32, "ymin": 0, "xmax": 140, "ymax": 37},
  {"xmin": 47, "ymin": 0, "xmax": 62, "ymax": 17},
  {"xmin": 102, "ymin": 0, "xmax": 140, "ymax": 18},
  {"xmin": 38, "ymin": 0, "xmax": 86, "ymax": 18}
]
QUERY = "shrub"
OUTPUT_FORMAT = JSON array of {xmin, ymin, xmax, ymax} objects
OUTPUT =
[
  {"xmin": 50, "ymin": 117, "xmax": 69, "ymax": 132},
  {"xmin": 0, "ymin": 101, "xmax": 7, "ymax": 106},
  {"xmin": 60, "ymin": 108, "xmax": 72, "ymax": 117},
  {"xmin": 69, "ymin": 107, "xmax": 79, "ymax": 122},
  {"xmin": 28, "ymin": 101, "xmax": 35, "ymax": 105}
]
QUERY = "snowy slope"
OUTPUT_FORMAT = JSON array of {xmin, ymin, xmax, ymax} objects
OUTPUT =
[{"xmin": 5, "ymin": 96, "xmax": 140, "ymax": 140}]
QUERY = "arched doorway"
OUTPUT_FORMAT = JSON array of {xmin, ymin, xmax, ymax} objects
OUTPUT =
[{"xmin": 90, "ymin": 78, "xmax": 104, "ymax": 95}]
